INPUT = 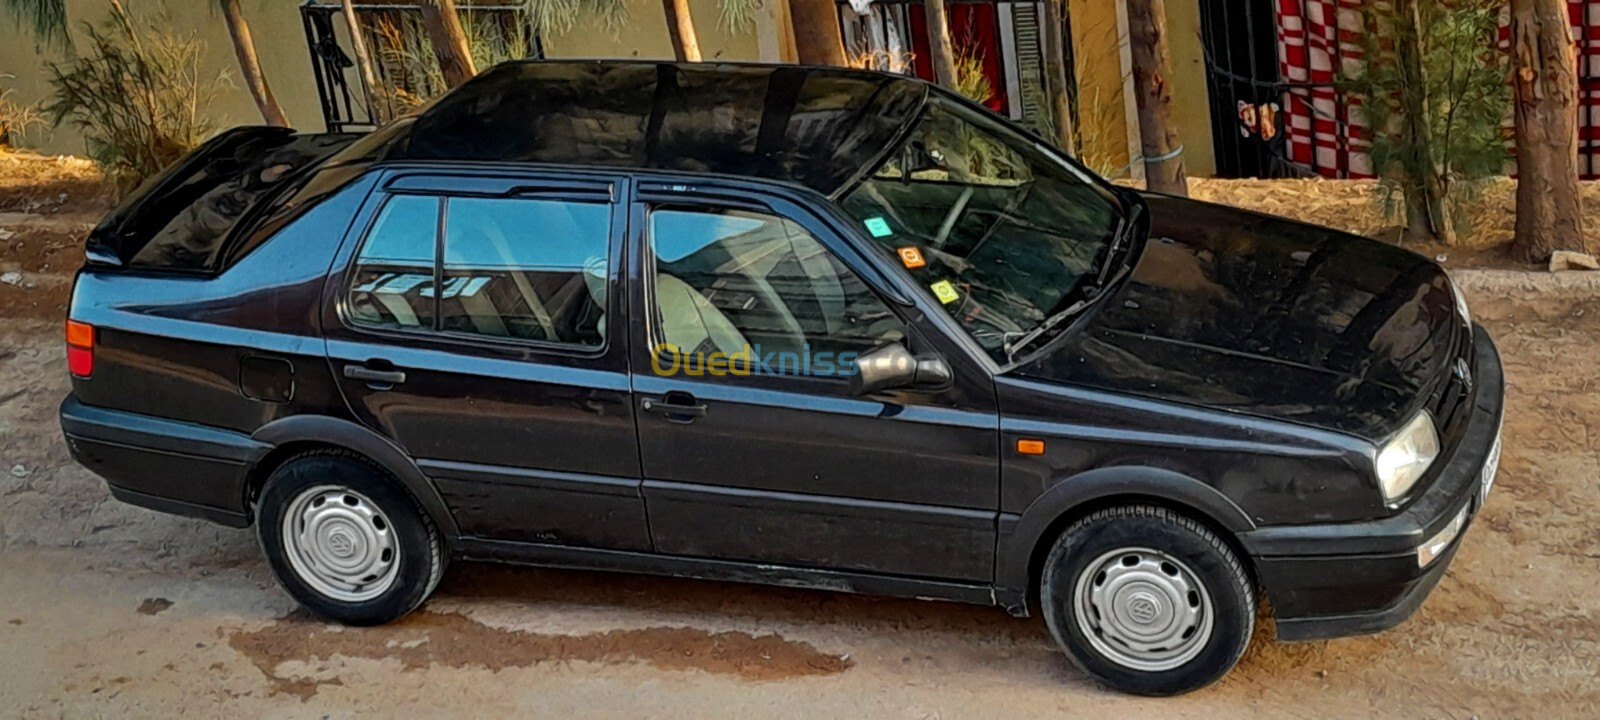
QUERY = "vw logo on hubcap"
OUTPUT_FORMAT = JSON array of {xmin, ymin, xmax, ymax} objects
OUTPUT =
[
  {"xmin": 327, "ymin": 532, "xmax": 355, "ymax": 557},
  {"xmin": 1127, "ymin": 594, "xmax": 1161, "ymax": 624}
]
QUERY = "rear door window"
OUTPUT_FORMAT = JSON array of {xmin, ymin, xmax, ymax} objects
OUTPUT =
[
  {"xmin": 344, "ymin": 192, "xmax": 612, "ymax": 348},
  {"xmin": 440, "ymin": 197, "xmax": 611, "ymax": 346}
]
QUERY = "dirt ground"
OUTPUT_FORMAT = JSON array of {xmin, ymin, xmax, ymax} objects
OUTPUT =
[{"xmin": 1, "ymin": 155, "xmax": 1598, "ymax": 717}]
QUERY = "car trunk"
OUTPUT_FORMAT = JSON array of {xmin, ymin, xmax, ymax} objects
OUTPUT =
[{"xmin": 85, "ymin": 127, "xmax": 360, "ymax": 273}]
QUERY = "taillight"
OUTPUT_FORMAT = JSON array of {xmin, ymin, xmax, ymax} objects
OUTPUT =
[{"xmin": 66, "ymin": 320, "xmax": 94, "ymax": 378}]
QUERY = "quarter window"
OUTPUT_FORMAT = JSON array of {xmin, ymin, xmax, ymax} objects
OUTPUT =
[
  {"xmin": 647, "ymin": 207, "xmax": 905, "ymax": 375},
  {"xmin": 346, "ymin": 193, "xmax": 611, "ymax": 347},
  {"xmin": 347, "ymin": 195, "xmax": 440, "ymax": 331}
]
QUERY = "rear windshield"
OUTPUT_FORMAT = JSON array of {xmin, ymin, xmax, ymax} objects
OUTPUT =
[{"xmin": 93, "ymin": 130, "xmax": 358, "ymax": 273}]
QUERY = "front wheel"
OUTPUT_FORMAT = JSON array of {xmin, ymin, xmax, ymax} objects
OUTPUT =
[
  {"xmin": 1040, "ymin": 505, "xmax": 1255, "ymax": 696},
  {"xmin": 256, "ymin": 452, "xmax": 445, "ymax": 625}
]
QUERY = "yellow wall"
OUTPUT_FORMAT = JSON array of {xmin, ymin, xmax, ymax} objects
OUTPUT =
[
  {"xmin": 1164, "ymin": 0, "xmax": 1215, "ymax": 177},
  {"xmin": 1067, "ymin": 0, "xmax": 1214, "ymax": 178},
  {"xmin": 1069, "ymin": 0, "xmax": 1133, "ymax": 176}
]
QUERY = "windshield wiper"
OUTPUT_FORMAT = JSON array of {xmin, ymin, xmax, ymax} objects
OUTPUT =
[
  {"xmin": 1096, "ymin": 195, "xmax": 1144, "ymax": 286},
  {"xmin": 1001, "ymin": 197, "xmax": 1141, "ymax": 364},
  {"xmin": 1001, "ymin": 263, "xmax": 1128, "ymax": 363}
]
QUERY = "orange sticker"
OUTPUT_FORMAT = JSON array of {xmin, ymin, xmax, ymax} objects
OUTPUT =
[{"xmin": 898, "ymin": 246, "xmax": 926, "ymax": 269}]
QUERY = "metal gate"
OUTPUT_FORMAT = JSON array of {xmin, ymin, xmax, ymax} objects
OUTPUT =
[
  {"xmin": 299, "ymin": 1, "xmax": 543, "ymax": 133},
  {"xmin": 1198, "ymin": 0, "xmax": 1315, "ymax": 178},
  {"xmin": 1209, "ymin": 0, "xmax": 1600, "ymax": 181}
]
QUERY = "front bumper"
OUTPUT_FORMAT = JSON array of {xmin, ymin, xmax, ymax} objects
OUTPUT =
[{"xmin": 1239, "ymin": 326, "xmax": 1504, "ymax": 642}]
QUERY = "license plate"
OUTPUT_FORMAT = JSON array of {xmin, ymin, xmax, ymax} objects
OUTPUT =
[{"xmin": 1480, "ymin": 418, "xmax": 1503, "ymax": 505}]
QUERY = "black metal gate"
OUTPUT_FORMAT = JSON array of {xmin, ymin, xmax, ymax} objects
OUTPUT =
[
  {"xmin": 1197, "ymin": 0, "xmax": 1301, "ymax": 178},
  {"xmin": 299, "ymin": 1, "xmax": 543, "ymax": 133}
]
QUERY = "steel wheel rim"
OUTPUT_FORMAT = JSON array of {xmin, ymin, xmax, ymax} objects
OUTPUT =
[
  {"xmin": 280, "ymin": 485, "xmax": 399, "ymax": 602},
  {"xmin": 1072, "ymin": 546, "xmax": 1214, "ymax": 672}
]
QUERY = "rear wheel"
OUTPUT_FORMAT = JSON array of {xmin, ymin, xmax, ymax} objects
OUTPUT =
[
  {"xmin": 1040, "ymin": 505, "xmax": 1254, "ymax": 695},
  {"xmin": 256, "ymin": 452, "xmax": 444, "ymax": 625}
]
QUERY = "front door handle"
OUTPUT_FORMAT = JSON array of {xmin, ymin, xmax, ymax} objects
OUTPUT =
[
  {"xmin": 641, "ymin": 392, "xmax": 707, "ymax": 423},
  {"xmin": 343, "ymin": 363, "xmax": 407, "ymax": 389}
]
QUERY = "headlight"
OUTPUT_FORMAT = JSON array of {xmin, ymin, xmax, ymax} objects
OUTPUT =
[
  {"xmin": 1376, "ymin": 412, "xmax": 1441, "ymax": 504},
  {"xmin": 1449, "ymin": 277, "xmax": 1471, "ymax": 327}
]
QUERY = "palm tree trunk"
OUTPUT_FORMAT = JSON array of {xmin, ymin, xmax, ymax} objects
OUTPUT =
[
  {"xmin": 788, "ymin": 0, "xmax": 846, "ymax": 66},
  {"xmin": 1126, "ymin": 0, "xmax": 1187, "ymax": 196},
  {"xmin": 923, "ymin": 0, "xmax": 958, "ymax": 88},
  {"xmin": 1510, "ymin": 0, "xmax": 1590, "ymax": 262},
  {"xmin": 662, "ymin": 0, "xmax": 702, "ymax": 62},
  {"xmin": 419, "ymin": 0, "xmax": 477, "ymax": 88},
  {"xmin": 218, "ymin": 0, "xmax": 289, "ymax": 127},
  {"xmin": 341, "ymin": 0, "xmax": 387, "ymax": 125},
  {"xmin": 1041, "ymin": 0, "xmax": 1076, "ymax": 154}
]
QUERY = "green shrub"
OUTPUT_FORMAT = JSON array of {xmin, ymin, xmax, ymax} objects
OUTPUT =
[
  {"xmin": 1340, "ymin": 0, "xmax": 1511, "ymax": 243},
  {"xmin": 44, "ymin": 7, "xmax": 228, "ymax": 188}
]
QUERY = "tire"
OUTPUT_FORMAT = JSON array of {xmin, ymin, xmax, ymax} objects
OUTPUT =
[
  {"xmin": 1040, "ymin": 505, "xmax": 1254, "ymax": 696},
  {"xmin": 255, "ymin": 451, "xmax": 445, "ymax": 625}
]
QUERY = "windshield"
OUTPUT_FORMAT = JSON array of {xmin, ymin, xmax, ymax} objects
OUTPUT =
[{"xmin": 839, "ymin": 95, "xmax": 1125, "ymax": 362}]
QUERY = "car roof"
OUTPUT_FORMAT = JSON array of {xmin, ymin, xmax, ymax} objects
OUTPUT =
[{"xmin": 373, "ymin": 60, "xmax": 931, "ymax": 197}]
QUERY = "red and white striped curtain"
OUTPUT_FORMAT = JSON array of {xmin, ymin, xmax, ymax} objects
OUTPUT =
[
  {"xmin": 1275, "ymin": 0, "xmax": 1600, "ymax": 180},
  {"xmin": 1276, "ymin": 0, "xmax": 1373, "ymax": 178}
]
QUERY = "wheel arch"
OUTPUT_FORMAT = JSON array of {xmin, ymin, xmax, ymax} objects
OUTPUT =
[
  {"xmin": 995, "ymin": 466, "xmax": 1257, "ymax": 616},
  {"xmin": 247, "ymin": 415, "xmax": 460, "ymax": 544}
]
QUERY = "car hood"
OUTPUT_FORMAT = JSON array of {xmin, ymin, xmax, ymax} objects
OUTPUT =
[{"xmin": 1015, "ymin": 193, "xmax": 1464, "ymax": 440}]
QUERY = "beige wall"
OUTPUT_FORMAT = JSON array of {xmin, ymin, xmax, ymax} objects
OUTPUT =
[
  {"xmin": 1, "ymin": 0, "xmax": 320, "ymax": 156},
  {"xmin": 2, "ymin": 1, "xmax": 1217, "ymax": 175},
  {"xmin": 0, "ymin": 0, "xmax": 772, "ymax": 156},
  {"xmin": 541, "ymin": 0, "xmax": 764, "ymax": 62}
]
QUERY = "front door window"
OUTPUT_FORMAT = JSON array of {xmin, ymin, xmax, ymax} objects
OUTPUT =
[{"xmin": 647, "ymin": 206, "xmax": 906, "ymax": 377}]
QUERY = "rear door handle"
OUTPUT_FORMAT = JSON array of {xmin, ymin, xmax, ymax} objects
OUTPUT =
[
  {"xmin": 343, "ymin": 363, "xmax": 407, "ymax": 389},
  {"xmin": 641, "ymin": 393, "xmax": 707, "ymax": 423}
]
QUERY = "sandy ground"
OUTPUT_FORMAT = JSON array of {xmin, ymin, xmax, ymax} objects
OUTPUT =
[{"xmin": 2, "ymin": 157, "xmax": 1598, "ymax": 717}]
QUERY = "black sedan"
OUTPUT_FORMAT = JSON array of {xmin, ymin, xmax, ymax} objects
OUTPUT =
[{"xmin": 58, "ymin": 60, "xmax": 1503, "ymax": 696}]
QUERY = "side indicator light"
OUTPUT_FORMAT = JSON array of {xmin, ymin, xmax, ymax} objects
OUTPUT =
[
  {"xmin": 1017, "ymin": 439, "xmax": 1046, "ymax": 455},
  {"xmin": 66, "ymin": 320, "xmax": 94, "ymax": 378}
]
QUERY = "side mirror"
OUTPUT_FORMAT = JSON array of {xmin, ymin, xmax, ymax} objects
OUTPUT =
[{"xmin": 850, "ymin": 343, "xmax": 952, "ymax": 396}]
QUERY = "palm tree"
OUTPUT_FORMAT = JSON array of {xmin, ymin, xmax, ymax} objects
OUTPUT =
[
  {"xmin": 1041, "ymin": 0, "xmax": 1076, "ymax": 154},
  {"xmin": 787, "ymin": 0, "xmax": 845, "ymax": 65},
  {"xmin": 1510, "ymin": 0, "xmax": 1591, "ymax": 261},
  {"xmin": 923, "ymin": 0, "xmax": 958, "ymax": 88},
  {"xmin": 420, "ymin": 0, "xmax": 477, "ymax": 88},
  {"xmin": 217, "ymin": 0, "xmax": 290, "ymax": 127},
  {"xmin": 661, "ymin": 0, "xmax": 701, "ymax": 61}
]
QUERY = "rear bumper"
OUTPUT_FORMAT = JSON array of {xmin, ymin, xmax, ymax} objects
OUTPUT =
[
  {"xmin": 59, "ymin": 396, "xmax": 267, "ymax": 528},
  {"xmin": 1240, "ymin": 327, "xmax": 1504, "ymax": 642}
]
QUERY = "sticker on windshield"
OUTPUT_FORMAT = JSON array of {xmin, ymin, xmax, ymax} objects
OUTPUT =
[
  {"xmin": 930, "ymin": 280, "xmax": 960, "ymax": 304},
  {"xmin": 898, "ymin": 246, "xmax": 926, "ymax": 269},
  {"xmin": 863, "ymin": 217, "xmax": 894, "ymax": 238}
]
